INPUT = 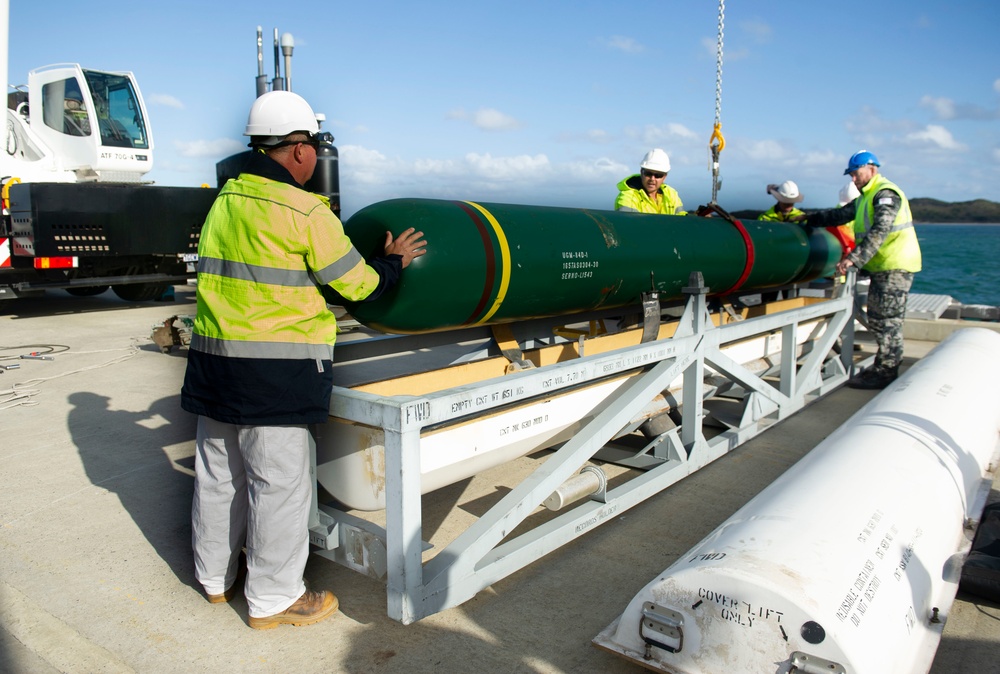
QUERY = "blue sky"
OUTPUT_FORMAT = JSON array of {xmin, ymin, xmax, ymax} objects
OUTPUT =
[{"xmin": 9, "ymin": 0, "xmax": 1000, "ymax": 218}]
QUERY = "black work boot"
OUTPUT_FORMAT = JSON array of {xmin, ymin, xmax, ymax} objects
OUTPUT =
[{"xmin": 846, "ymin": 367, "xmax": 897, "ymax": 390}]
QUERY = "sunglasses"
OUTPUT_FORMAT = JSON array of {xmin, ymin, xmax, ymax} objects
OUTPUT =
[
  {"xmin": 262, "ymin": 131, "xmax": 334, "ymax": 151},
  {"xmin": 642, "ymin": 170, "xmax": 667, "ymax": 179}
]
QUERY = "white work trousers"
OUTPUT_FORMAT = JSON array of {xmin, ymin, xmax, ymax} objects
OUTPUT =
[{"xmin": 192, "ymin": 416, "xmax": 312, "ymax": 618}]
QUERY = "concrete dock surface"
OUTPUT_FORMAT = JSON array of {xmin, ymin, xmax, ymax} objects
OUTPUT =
[{"xmin": 2, "ymin": 286, "xmax": 998, "ymax": 673}]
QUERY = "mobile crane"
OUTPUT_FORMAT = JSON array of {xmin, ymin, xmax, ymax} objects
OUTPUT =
[{"xmin": 0, "ymin": 0, "xmax": 216, "ymax": 301}]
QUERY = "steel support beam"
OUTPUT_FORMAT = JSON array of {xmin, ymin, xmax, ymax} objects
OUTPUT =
[{"xmin": 315, "ymin": 278, "xmax": 858, "ymax": 623}]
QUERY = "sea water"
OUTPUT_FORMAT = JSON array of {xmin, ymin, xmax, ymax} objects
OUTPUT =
[{"xmin": 910, "ymin": 224, "xmax": 1000, "ymax": 306}]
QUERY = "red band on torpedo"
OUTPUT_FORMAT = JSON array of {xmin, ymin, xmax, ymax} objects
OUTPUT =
[
  {"xmin": 695, "ymin": 203, "xmax": 755, "ymax": 295},
  {"xmin": 455, "ymin": 201, "xmax": 497, "ymax": 324},
  {"xmin": 718, "ymin": 217, "xmax": 755, "ymax": 295}
]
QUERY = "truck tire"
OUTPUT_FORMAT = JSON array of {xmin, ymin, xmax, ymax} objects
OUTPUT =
[
  {"xmin": 66, "ymin": 285, "xmax": 110, "ymax": 297},
  {"xmin": 112, "ymin": 283, "xmax": 168, "ymax": 302}
]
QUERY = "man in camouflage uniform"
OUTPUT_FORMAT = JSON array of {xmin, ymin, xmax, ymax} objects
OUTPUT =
[{"xmin": 805, "ymin": 151, "xmax": 922, "ymax": 389}]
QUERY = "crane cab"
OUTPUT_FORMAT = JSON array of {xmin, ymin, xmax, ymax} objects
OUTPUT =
[{"xmin": 6, "ymin": 63, "xmax": 153, "ymax": 183}]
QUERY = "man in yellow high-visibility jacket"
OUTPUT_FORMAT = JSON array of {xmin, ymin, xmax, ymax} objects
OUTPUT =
[
  {"xmin": 614, "ymin": 148, "xmax": 686, "ymax": 215},
  {"xmin": 805, "ymin": 150, "xmax": 921, "ymax": 390},
  {"xmin": 758, "ymin": 180, "xmax": 806, "ymax": 222},
  {"xmin": 181, "ymin": 91, "xmax": 427, "ymax": 629}
]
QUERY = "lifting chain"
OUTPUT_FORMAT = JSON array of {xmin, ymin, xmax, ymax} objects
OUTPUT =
[{"xmin": 708, "ymin": 0, "xmax": 726, "ymax": 205}]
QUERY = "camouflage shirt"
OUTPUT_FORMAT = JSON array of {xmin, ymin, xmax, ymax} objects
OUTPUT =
[{"xmin": 807, "ymin": 189, "xmax": 901, "ymax": 268}]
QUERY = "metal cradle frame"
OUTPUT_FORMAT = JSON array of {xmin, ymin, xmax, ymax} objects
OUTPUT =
[{"xmin": 309, "ymin": 274, "xmax": 864, "ymax": 624}]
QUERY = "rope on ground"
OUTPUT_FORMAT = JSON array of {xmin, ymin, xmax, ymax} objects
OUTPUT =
[
  {"xmin": 0, "ymin": 339, "xmax": 142, "ymax": 412},
  {"xmin": 0, "ymin": 388, "xmax": 40, "ymax": 410}
]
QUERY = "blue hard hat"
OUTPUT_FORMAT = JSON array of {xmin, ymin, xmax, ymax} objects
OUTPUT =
[{"xmin": 844, "ymin": 150, "xmax": 881, "ymax": 175}]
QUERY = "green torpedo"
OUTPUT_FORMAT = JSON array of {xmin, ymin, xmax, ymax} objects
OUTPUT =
[{"xmin": 343, "ymin": 198, "xmax": 842, "ymax": 334}]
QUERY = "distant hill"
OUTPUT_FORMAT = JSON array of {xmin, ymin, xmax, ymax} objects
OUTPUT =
[
  {"xmin": 909, "ymin": 198, "xmax": 1000, "ymax": 223},
  {"xmin": 731, "ymin": 198, "xmax": 1000, "ymax": 223}
]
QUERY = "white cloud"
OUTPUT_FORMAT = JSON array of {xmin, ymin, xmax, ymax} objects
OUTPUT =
[
  {"xmin": 563, "ymin": 156, "xmax": 629, "ymax": 181},
  {"xmin": 463, "ymin": 152, "xmax": 549, "ymax": 179},
  {"xmin": 845, "ymin": 106, "xmax": 911, "ymax": 136},
  {"xmin": 448, "ymin": 107, "xmax": 521, "ymax": 131},
  {"xmin": 738, "ymin": 139, "xmax": 796, "ymax": 163},
  {"xmin": 337, "ymin": 145, "xmax": 627, "ymax": 212},
  {"xmin": 605, "ymin": 35, "xmax": 644, "ymax": 54},
  {"xmin": 411, "ymin": 157, "xmax": 459, "ymax": 176},
  {"xmin": 666, "ymin": 123, "xmax": 698, "ymax": 140},
  {"xmin": 337, "ymin": 145, "xmax": 397, "ymax": 181},
  {"xmin": 340, "ymin": 146, "xmax": 549, "ymax": 184},
  {"xmin": 701, "ymin": 37, "xmax": 718, "ymax": 58},
  {"xmin": 625, "ymin": 122, "xmax": 699, "ymax": 146},
  {"xmin": 326, "ymin": 118, "xmax": 368, "ymax": 135},
  {"xmin": 845, "ymin": 108, "xmax": 968, "ymax": 158},
  {"xmin": 148, "ymin": 93, "xmax": 184, "ymax": 109},
  {"xmin": 993, "ymin": 148, "xmax": 1000, "ymax": 162},
  {"xmin": 473, "ymin": 108, "xmax": 520, "ymax": 131},
  {"xmin": 919, "ymin": 95, "xmax": 956, "ymax": 120},
  {"xmin": 903, "ymin": 124, "xmax": 966, "ymax": 151},
  {"xmin": 556, "ymin": 128, "xmax": 613, "ymax": 144},
  {"xmin": 845, "ymin": 106, "xmax": 920, "ymax": 148},
  {"xmin": 800, "ymin": 149, "xmax": 843, "ymax": 167},
  {"xmin": 919, "ymin": 94, "xmax": 998, "ymax": 120},
  {"xmin": 995, "ymin": 79, "xmax": 1000, "ymax": 94},
  {"xmin": 173, "ymin": 138, "xmax": 246, "ymax": 158},
  {"xmin": 701, "ymin": 36, "xmax": 747, "ymax": 62},
  {"xmin": 740, "ymin": 19, "xmax": 772, "ymax": 44}
]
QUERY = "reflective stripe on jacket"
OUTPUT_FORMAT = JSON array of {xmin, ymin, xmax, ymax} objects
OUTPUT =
[
  {"xmin": 854, "ymin": 174, "xmax": 922, "ymax": 273},
  {"xmin": 614, "ymin": 175, "xmax": 686, "ymax": 215}
]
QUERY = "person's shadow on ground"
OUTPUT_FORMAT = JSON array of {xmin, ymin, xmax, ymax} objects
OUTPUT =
[{"xmin": 67, "ymin": 391, "xmax": 198, "ymax": 590}]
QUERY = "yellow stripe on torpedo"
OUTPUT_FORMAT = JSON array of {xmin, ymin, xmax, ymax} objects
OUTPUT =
[{"xmin": 464, "ymin": 201, "xmax": 511, "ymax": 324}]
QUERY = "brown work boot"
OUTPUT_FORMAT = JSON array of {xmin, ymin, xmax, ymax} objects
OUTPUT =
[
  {"xmin": 248, "ymin": 590, "xmax": 338, "ymax": 630},
  {"xmin": 206, "ymin": 585, "xmax": 238, "ymax": 604}
]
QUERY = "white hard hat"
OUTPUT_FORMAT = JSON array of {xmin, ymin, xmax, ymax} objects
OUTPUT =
[
  {"xmin": 766, "ymin": 180, "xmax": 804, "ymax": 204},
  {"xmin": 639, "ymin": 148, "xmax": 671, "ymax": 173},
  {"xmin": 244, "ymin": 90, "xmax": 320, "ymax": 140},
  {"xmin": 838, "ymin": 181, "xmax": 861, "ymax": 206}
]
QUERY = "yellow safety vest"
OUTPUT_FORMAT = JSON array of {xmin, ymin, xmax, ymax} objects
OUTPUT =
[
  {"xmin": 758, "ymin": 205, "xmax": 805, "ymax": 222},
  {"xmin": 614, "ymin": 175, "xmax": 686, "ymax": 215},
  {"xmin": 193, "ymin": 173, "xmax": 380, "ymax": 360},
  {"xmin": 853, "ymin": 174, "xmax": 922, "ymax": 273}
]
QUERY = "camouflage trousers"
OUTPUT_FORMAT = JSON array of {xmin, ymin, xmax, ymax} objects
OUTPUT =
[{"xmin": 865, "ymin": 270, "xmax": 914, "ymax": 376}]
